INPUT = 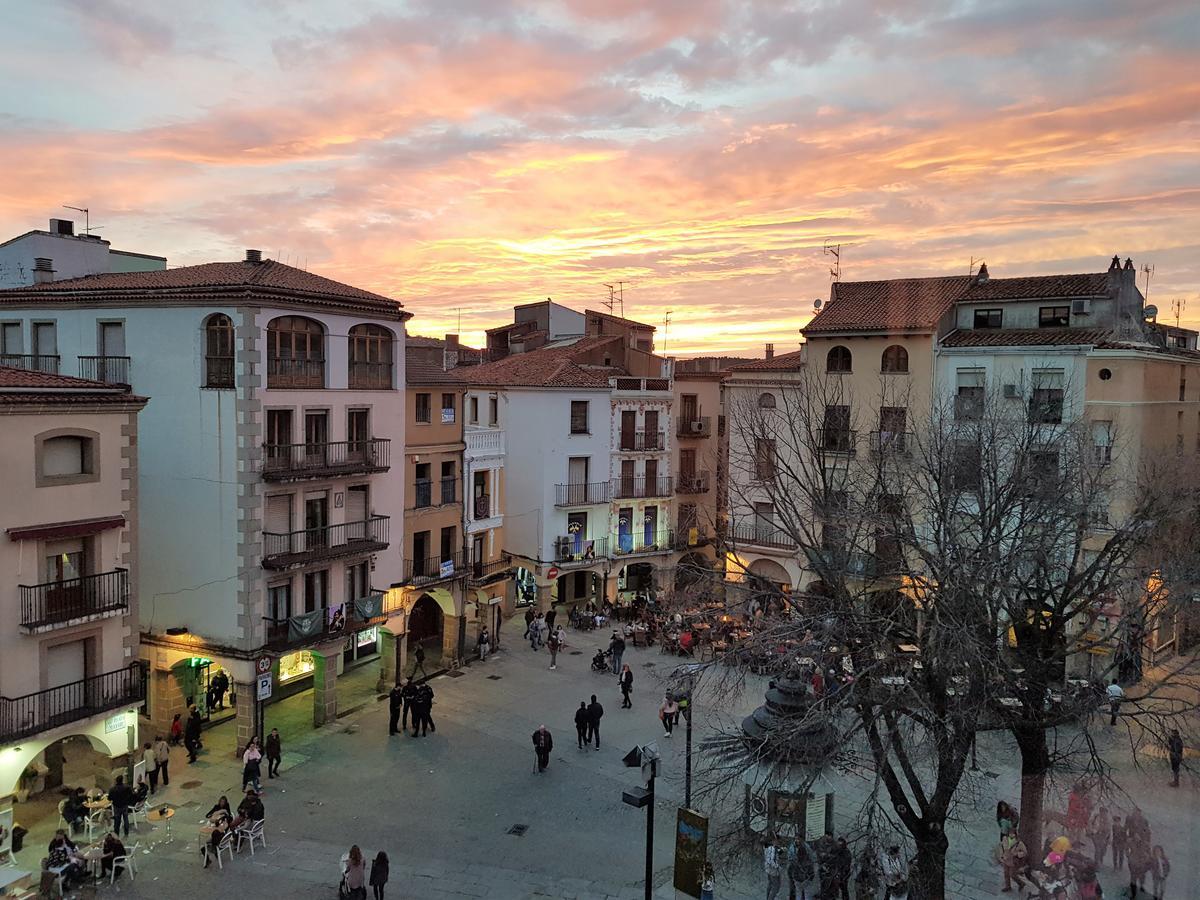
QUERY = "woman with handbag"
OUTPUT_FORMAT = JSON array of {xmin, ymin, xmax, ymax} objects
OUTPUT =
[{"xmin": 341, "ymin": 844, "xmax": 367, "ymax": 899}]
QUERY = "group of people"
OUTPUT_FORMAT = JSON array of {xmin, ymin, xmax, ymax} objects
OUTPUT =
[
  {"xmin": 570, "ymin": 694, "xmax": 605, "ymax": 754},
  {"xmin": 387, "ymin": 677, "xmax": 436, "ymax": 737},
  {"xmin": 340, "ymin": 844, "xmax": 390, "ymax": 900},
  {"xmin": 167, "ymin": 705, "xmax": 205, "ymax": 763},
  {"xmin": 201, "ymin": 789, "xmax": 266, "ymax": 867},
  {"xmin": 763, "ymin": 830, "xmax": 858, "ymax": 900},
  {"xmin": 240, "ymin": 729, "xmax": 283, "ymax": 791},
  {"xmin": 45, "ymin": 827, "xmax": 127, "ymax": 890}
]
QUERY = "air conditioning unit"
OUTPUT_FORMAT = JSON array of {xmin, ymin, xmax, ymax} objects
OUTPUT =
[
  {"xmin": 689, "ymin": 421, "xmax": 705, "ymax": 434},
  {"xmin": 1003, "ymin": 383, "xmax": 1022, "ymax": 399},
  {"xmin": 1072, "ymin": 298, "xmax": 1091, "ymax": 316}
]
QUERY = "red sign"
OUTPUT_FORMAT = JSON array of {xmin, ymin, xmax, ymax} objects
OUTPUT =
[{"xmin": 546, "ymin": 566, "xmax": 560, "ymax": 580}]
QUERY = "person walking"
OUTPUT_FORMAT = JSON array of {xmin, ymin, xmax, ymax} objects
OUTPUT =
[
  {"xmin": 142, "ymin": 742, "xmax": 159, "ymax": 794},
  {"xmin": 369, "ymin": 851, "xmax": 389, "ymax": 900},
  {"xmin": 787, "ymin": 834, "xmax": 820, "ymax": 900},
  {"xmin": 169, "ymin": 713, "xmax": 183, "ymax": 745},
  {"xmin": 211, "ymin": 670, "xmax": 229, "ymax": 710},
  {"xmin": 388, "ymin": 682, "xmax": 404, "ymax": 735},
  {"xmin": 546, "ymin": 608, "xmax": 557, "ymax": 632},
  {"xmin": 154, "ymin": 735, "xmax": 171, "ymax": 786},
  {"xmin": 829, "ymin": 836, "xmax": 853, "ymax": 900},
  {"xmin": 107, "ymin": 775, "xmax": 134, "ymax": 839},
  {"xmin": 478, "ymin": 627, "xmax": 491, "ymax": 662},
  {"xmin": 660, "ymin": 692, "xmax": 679, "ymax": 737},
  {"xmin": 587, "ymin": 694, "xmax": 604, "ymax": 750},
  {"xmin": 411, "ymin": 643, "xmax": 428, "ymax": 678},
  {"xmin": 994, "ymin": 829, "xmax": 1028, "ymax": 894},
  {"xmin": 1088, "ymin": 805, "xmax": 1111, "ymax": 870},
  {"xmin": 400, "ymin": 678, "xmax": 417, "ymax": 733},
  {"xmin": 609, "ymin": 631, "xmax": 625, "ymax": 674},
  {"xmin": 532, "ymin": 725, "xmax": 553, "ymax": 773},
  {"xmin": 1167, "ymin": 729, "xmax": 1184, "ymax": 787},
  {"xmin": 342, "ymin": 845, "xmax": 367, "ymax": 900},
  {"xmin": 184, "ymin": 706, "xmax": 203, "ymax": 763},
  {"xmin": 764, "ymin": 834, "xmax": 785, "ymax": 900},
  {"xmin": 574, "ymin": 702, "xmax": 589, "ymax": 749},
  {"xmin": 1107, "ymin": 679, "xmax": 1124, "ymax": 726},
  {"xmin": 1128, "ymin": 827, "xmax": 1153, "ymax": 898},
  {"xmin": 619, "ymin": 664, "xmax": 633, "ymax": 708},
  {"xmin": 523, "ymin": 608, "xmax": 535, "ymax": 641},
  {"xmin": 1150, "ymin": 845, "xmax": 1170, "ymax": 900},
  {"xmin": 547, "ymin": 630, "xmax": 560, "ymax": 669},
  {"xmin": 242, "ymin": 737, "xmax": 263, "ymax": 792},
  {"xmin": 1111, "ymin": 814, "xmax": 1127, "ymax": 871},
  {"xmin": 265, "ymin": 727, "xmax": 282, "ymax": 778}
]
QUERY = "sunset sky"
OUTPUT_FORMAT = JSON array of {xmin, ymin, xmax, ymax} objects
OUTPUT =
[{"xmin": 2, "ymin": 0, "xmax": 1198, "ymax": 355}]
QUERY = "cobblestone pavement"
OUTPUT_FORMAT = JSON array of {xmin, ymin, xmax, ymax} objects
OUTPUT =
[{"xmin": 9, "ymin": 636, "xmax": 1200, "ymax": 898}]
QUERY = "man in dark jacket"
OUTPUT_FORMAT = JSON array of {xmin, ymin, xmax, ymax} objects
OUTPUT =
[
  {"xmin": 388, "ymin": 683, "xmax": 404, "ymax": 736},
  {"xmin": 413, "ymin": 682, "xmax": 435, "ymax": 736},
  {"xmin": 532, "ymin": 725, "xmax": 553, "ymax": 772},
  {"xmin": 211, "ymin": 670, "xmax": 230, "ymax": 710},
  {"xmin": 265, "ymin": 728, "xmax": 282, "ymax": 778},
  {"xmin": 620, "ymin": 666, "xmax": 633, "ymax": 708},
  {"xmin": 184, "ymin": 706, "xmax": 203, "ymax": 763},
  {"xmin": 587, "ymin": 694, "xmax": 604, "ymax": 750},
  {"xmin": 574, "ymin": 701, "xmax": 590, "ymax": 749},
  {"xmin": 523, "ymin": 608, "xmax": 535, "ymax": 639},
  {"xmin": 411, "ymin": 644, "xmax": 428, "ymax": 678},
  {"xmin": 1168, "ymin": 729, "xmax": 1185, "ymax": 786},
  {"xmin": 108, "ymin": 775, "xmax": 134, "ymax": 838},
  {"xmin": 609, "ymin": 632, "xmax": 626, "ymax": 673},
  {"xmin": 400, "ymin": 679, "xmax": 417, "ymax": 732},
  {"xmin": 829, "ymin": 836, "xmax": 853, "ymax": 900}
]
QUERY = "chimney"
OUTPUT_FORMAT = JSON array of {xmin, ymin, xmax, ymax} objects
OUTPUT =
[
  {"xmin": 1109, "ymin": 255, "xmax": 1121, "ymax": 271},
  {"xmin": 975, "ymin": 262, "xmax": 989, "ymax": 283},
  {"xmin": 33, "ymin": 257, "xmax": 55, "ymax": 284},
  {"xmin": 444, "ymin": 334, "xmax": 459, "ymax": 350},
  {"xmin": 245, "ymin": 249, "xmax": 263, "ymax": 264},
  {"xmin": 49, "ymin": 218, "xmax": 74, "ymax": 236},
  {"xmin": 765, "ymin": 343, "xmax": 774, "ymax": 360}
]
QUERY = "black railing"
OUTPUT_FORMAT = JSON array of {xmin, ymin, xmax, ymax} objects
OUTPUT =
[
  {"xmin": 0, "ymin": 664, "xmax": 144, "ymax": 743},
  {"xmin": 267, "ymin": 356, "xmax": 324, "ymax": 388},
  {"xmin": 20, "ymin": 569, "xmax": 128, "ymax": 629},
  {"xmin": 440, "ymin": 477, "xmax": 458, "ymax": 505},
  {"xmin": 348, "ymin": 360, "xmax": 393, "ymax": 390},
  {"xmin": 262, "ymin": 516, "xmax": 390, "ymax": 569},
  {"xmin": 677, "ymin": 417, "xmax": 711, "ymax": 438},
  {"xmin": 78, "ymin": 356, "xmax": 130, "ymax": 385},
  {"xmin": 675, "ymin": 471, "xmax": 710, "ymax": 494},
  {"xmin": 869, "ymin": 431, "xmax": 912, "ymax": 456},
  {"xmin": 406, "ymin": 550, "xmax": 468, "ymax": 585},
  {"xmin": 612, "ymin": 530, "xmax": 674, "ymax": 557},
  {"xmin": 554, "ymin": 536, "xmax": 608, "ymax": 566},
  {"xmin": 612, "ymin": 476, "xmax": 673, "ymax": 499},
  {"xmin": 727, "ymin": 522, "xmax": 796, "ymax": 550},
  {"xmin": 473, "ymin": 494, "xmax": 491, "ymax": 519},
  {"xmin": 0, "ymin": 353, "xmax": 59, "ymax": 373},
  {"xmin": 204, "ymin": 356, "xmax": 235, "ymax": 388},
  {"xmin": 818, "ymin": 428, "xmax": 856, "ymax": 454},
  {"xmin": 471, "ymin": 554, "xmax": 513, "ymax": 581},
  {"xmin": 619, "ymin": 430, "xmax": 665, "ymax": 451},
  {"xmin": 413, "ymin": 480, "xmax": 432, "ymax": 508},
  {"xmin": 262, "ymin": 439, "xmax": 391, "ymax": 481},
  {"xmin": 554, "ymin": 482, "xmax": 611, "ymax": 506},
  {"xmin": 262, "ymin": 594, "xmax": 385, "ymax": 650}
]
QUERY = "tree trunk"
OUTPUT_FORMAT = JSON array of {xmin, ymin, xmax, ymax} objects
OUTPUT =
[
  {"xmin": 1012, "ymin": 724, "xmax": 1050, "ymax": 858},
  {"xmin": 910, "ymin": 830, "xmax": 950, "ymax": 900}
]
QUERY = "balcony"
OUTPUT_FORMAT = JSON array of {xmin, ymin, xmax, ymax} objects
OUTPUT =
[
  {"xmin": 619, "ymin": 430, "xmax": 665, "ymax": 452},
  {"xmin": 677, "ymin": 416, "xmax": 711, "ymax": 438},
  {"xmin": 612, "ymin": 530, "xmax": 674, "ymax": 558},
  {"xmin": 262, "ymin": 439, "xmax": 391, "ymax": 482},
  {"xmin": 613, "ymin": 377, "xmax": 670, "ymax": 392},
  {"xmin": 553, "ymin": 536, "xmax": 608, "ymax": 567},
  {"xmin": 466, "ymin": 429, "xmax": 505, "ymax": 457},
  {"xmin": 262, "ymin": 591, "xmax": 386, "ymax": 651},
  {"xmin": 727, "ymin": 522, "xmax": 796, "ymax": 551},
  {"xmin": 78, "ymin": 356, "xmax": 130, "ymax": 385},
  {"xmin": 262, "ymin": 516, "xmax": 390, "ymax": 570},
  {"xmin": 412, "ymin": 480, "xmax": 432, "ymax": 509},
  {"xmin": 818, "ymin": 428, "xmax": 857, "ymax": 455},
  {"xmin": 555, "ymin": 482, "xmax": 612, "ymax": 506},
  {"xmin": 472, "ymin": 494, "xmax": 492, "ymax": 519},
  {"xmin": 267, "ymin": 356, "xmax": 324, "ymax": 389},
  {"xmin": 470, "ymin": 554, "xmax": 513, "ymax": 582},
  {"xmin": 440, "ymin": 477, "xmax": 458, "ymax": 505},
  {"xmin": 612, "ymin": 476, "xmax": 673, "ymax": 500},
  {"xmin": 406, "ymin": 550, "xmax": 467, "ymax": 586},
  {"xmin": 0, "ymin": 353, "xmax": 59, "ymax": 374},
  {"xmin": 348, "ymin": 360, "xmax": 394, "ymax": 390},
  {"xmin": 675, "ymin": 471, "xmax": 710, "ymax": 494},
  {"xmin": 869, "ymin": 431, "xmax": 912, "ymax": 457},
  {"xmin": 0, "ymin": 663, "xmax": 144, "ymax": 744},
  {"xmin": 673, "ymin": 526, "xmax": 712, "ymax": 550},
  {"xmin": 20, "ymin": 569, "xmax": 128, "ymax": 631}
]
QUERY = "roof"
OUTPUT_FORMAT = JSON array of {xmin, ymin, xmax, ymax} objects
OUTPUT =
[
  {"xmin": 958, "ymin": 273, "xmax": 1108, "ymax": 303},
  {"xmin": 0, "ymin": 365, "xmax": 148, "ymax": 405},
  {"xmin": 941, "ymin": 328, "xmax": 1116, "ymax": 348},
  {"xmin": 584, "ymin": 309, "xmax": 656, "ymax": 331},
  {"xmin": 804, "ymin": 276, "xmax": 970, "ymax": 335},
  {"xmin": 406, "ymin": 357, "xmax": 461, "ymax": 386},
  {"xmin": 0, "ymin": 259, "xmax": 408, "ymax": 319},
  {"xmin": 728, "ymin": 349, "xmax": 807, "ymax": 372},
  {"xmin": 450, "ymin": 335, "xmax": 620, "ymax": 388}
]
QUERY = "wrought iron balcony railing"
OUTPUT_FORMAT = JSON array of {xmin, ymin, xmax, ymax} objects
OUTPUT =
[
  {"xmin": 78, "ymin": 355, "xmax": 130, "ymax": 385},
  {"xmin": 0, "ymin": 663, "xmax": 144, "ymax": 743},
  {"xmin": 554, "ymin": 482, "xmax": 612, "ymax": 506},
  {"xmin": 0, "ymin": 353, "xmax": 60, "ymax": 373},
  {"xmin": 262, "ymin": 516, "xmax": 390, "ymax": 569},
  {"xmin": 262, "ymin": 439, "xmax": 391, "ymax": 481},
  {"xmin": 553, "ymin": 536, "xmax": 608, "ymax": 567},
  {"xmin": 612, "ymin": 476, "xmax": 673, "ymax": 499},
  {"xmin": 619, "ymin": 430, "xmax": 665, "ymax": 451},
  {"xmin": 406, "ymin": 550, "xmax": 468, "ymax": 585},
  {"xmin": 20, "ymin": 569, "xmax": 128, "ymax": 630}
]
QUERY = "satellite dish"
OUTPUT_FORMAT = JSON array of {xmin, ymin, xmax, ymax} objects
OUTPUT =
[
  {"xmin": 813, "ymin": 298, "xmax": 823, "ymax": 310},
  {"xmin": 1144, "ymin": 305, "xmax": 1158, "ymax": 319}
]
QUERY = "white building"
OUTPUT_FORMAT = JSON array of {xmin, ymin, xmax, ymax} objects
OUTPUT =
[
  {"xmin": 0, "ymin": 251, "xmax": 409, "ymax": 748},
  {"xmin": 0, "ymin": 218, "xmax": 164, "ymax": 291}
]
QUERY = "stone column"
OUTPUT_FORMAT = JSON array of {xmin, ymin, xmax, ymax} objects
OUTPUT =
[
  {"xmin": 311, "ymin": 650, "xmax": 338, "ymax": 727},
  {"xmin": 443, "ymin": 615, "xmax": 461, "ymax": 662},
  {"xmin": 536, "ymin": 581, "xmax": 554, "ymax": 613},
  {"xmin": 377, "ymin": 630, "xmax": 398, "ymax": 691},
  {"xmin": 234, "ymin": 681, "xmax": 256, "ymax": 756}
]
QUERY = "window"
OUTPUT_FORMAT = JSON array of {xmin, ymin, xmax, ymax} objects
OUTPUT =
[
  {"xmin": 822, "ymin": 405, "xmax": 853, "ymax": 453},
  {"xmin": 347, "ymin": 408, "xmax": 370, "ymax": 458},
  {"xmin": 412, "ymin": 530, "xmax": 431, "ymax": 574},
  {"xmin": 754, "ymin": 438, "xmax": 776, "ymax": 480},
  {"xmin": 469, "ymin": 396, "xmax": 479, "ymax": 424},
  {"xmin": 302, "ymin": 569, "xmax": 328, "ymax": 614},
  {"xmin": 678, "ymin": 503, "xmax": 698, "ymax": 531},
  {"xmin": 680, "ymin": 448, "xmax": 696, "ymax": 477},
  {"xmin": 348, "ymin": 324, "xmax": 393, "ymax": 389},
  {"xmin": 570, "ymin": 400, "xmax": 589, "ymax": 434},
  {"xmin": 951, "ymin": 441, "xmax": 982, "ymax": 492},
  {"xmin": 204, "ymin": 313, "xmax": 235, "ymax": 388},
  {"xmin": 973, "ymin": 309, "xmax": 1003, "ymax": 329},
  {"xmin": 826, "ymin": 345, "xmax": 852, "ymax": 373},
  {"xmin": 1038, "ymin": 306, "xmax": 1070, "ymax": 328},
  {"xmin": 267, "ymin": 316, "xmax": 324, "ymax": 388},
  {"xmin": 877, "ymin": 407, "xmax": 908, "ymax": 452},
  {"xmin": 441, "ymin": 459, "xmax": 456, "ymax": 504},
  {"xmin": 441, "ymin": 393, "xmax": 456, "ymax": 424},
  {"xmin": 1029, "ymin": 369, "xmax": 1064, "ymax": 424},
  {"xmin": 440, "ymin": 525, "xmax": 457, "ymax": 561},
  {"xmin": 681, "ymin": 394, "xmax": 699, "ymax": 421},
  {"xmin": 1180, "ymin": 365, "xmax": 1187, "ymax": 402},
  {"xmin": 414, "ymin": 462, "xmax": 432, "ymax": 508},
  {"xmin": 820, "ymin": 490, "xmax": 848, "ymax": 553},
  {"xmin": 268, "ymin": 582, "xmax": 292, "ymax": 622},
  {"xmin": 757, "ymin": 392, "xmax": 776, "ymax": 409},
  {"xmin": 881, "ymin": 345, "xmax": 909, "ymax": 373},
  {"xmin": 1092, "ymin": 421, "xmax": 1112, "ymax": 465},
  {"xmin": 415, "ymin": 393, "xmax": 431, "ymax": 424},
  {"xmin": 488, "ymin": 396, "xmax": 498, "ymax": 426},
  {"xmin": 1021, "ymin": 449, "xmax": 1059, "ymax": 497},
  {"xmin": 1, "ymin": 322, "xmax": 21, "ymax": 354},
  {"xmin": 37, "ymin": 432, "xmax": 97, "ymax": 486},
  {"xmin": 346, "ymin": 560, "xmax": 369, "ymax": 601},
  {"xmin": 955, "ymin": 368, "xmax": 984, "ymax": 421},
  {"xmin": 32, "ymin": 322, "xmax": 57, "ymax": 357},
  {"xmin": 753, "ymin": 502, "xmax": 776, "ymax": 541}
]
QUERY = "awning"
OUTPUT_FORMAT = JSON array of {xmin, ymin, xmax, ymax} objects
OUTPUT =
[{"xmin": 7, "ymin": 514, "xmax": 126, "ymax": 542}]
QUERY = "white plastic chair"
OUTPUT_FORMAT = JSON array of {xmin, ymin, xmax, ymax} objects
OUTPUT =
[
  {"xmin": 84, "ymin": 809, "xmax": 111, "ymax": 842},
  {"xmin": 47, "ymin": 862, "xmax": 70, "ymax": 897},
  {"xmin": 235, "ymin": 818, "xmax": 266, "ymax": 855},
  {"xmin": 129, "ymin": 800, "xmax": 149, "ymax": 830},
  {"xmin": 110, "ymin": 840, "xmax": 139, "ymax": 884},
  {"xmin": 213, "ymin": 831, "xmax": 235, "ymax": 870},
  {"xmin": 56, "ymin": 799, "xmax": 70, "ymax": 831}
]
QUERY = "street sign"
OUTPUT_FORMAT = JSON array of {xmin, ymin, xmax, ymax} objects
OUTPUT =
[
  {"xmin": 255, "ymin": 655, "xmax": 273, "ymax": 675},
  {"xmin": 546, "ymin": 566, "xmax": 559, "ymax": 580},
  {"xmin": 256, "ymin": 673, "xmax": 273, "ymax": 701}
]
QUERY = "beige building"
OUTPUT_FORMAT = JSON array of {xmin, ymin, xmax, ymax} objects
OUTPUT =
[
  {"xmin": 672, "ymin": 370, "xmax": 724, "ymax": 587},
  {"xmin": 0, "ymin": 366, "xmax": 147, "ymax": 800}
]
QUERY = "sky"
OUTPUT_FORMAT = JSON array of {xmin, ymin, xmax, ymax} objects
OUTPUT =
[{"xmin": 1, "ymin": 0, "xmax": 1198, "ymax": 356}]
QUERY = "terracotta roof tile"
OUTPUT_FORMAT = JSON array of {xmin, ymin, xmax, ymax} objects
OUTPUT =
[
  {"xmin": 0, "ymin": 365, "xmax": 147, "ymax": 404},
  {"xmin": 941, "ymin": 327, "xmax": 1116, "ymax": 348},
  {"xmin": 728, "ymin": 349, "xmax": 806, "ymax": 371},
  {"xmin": 450, "ymin": 335, "xmax": 619, "ymax": 388},
  {"xmin": 959, "ymin": 272, "xmax": 1108, "ymax": 302},
  {"xmin": 805, "ymin": 276, "xmax": 969, "ymax": 334}
]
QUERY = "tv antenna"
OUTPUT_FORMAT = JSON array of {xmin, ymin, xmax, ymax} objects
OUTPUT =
[
  {"xmin": 1172, "ymin": 297, "xmax": 1186, "ymax": 328},
  {"xmin": 823, "ymin": 240, "xmax": 841, "ymax": 282},
  {"xmin": 602, "ymin": 281, "xmax": 626, "ymax": 318},
  {"xmin": 63, "ymin": 205, "xmax": 101, "ymax": 235},
  {"xmin": 969, "ymin": 256, "xmax": 986, "ymax": 277},
  {"xmin": 663, "ymin": 310, "xmax": 672, "ymax": 355},
  {"xmin": 1141, "ymin": 263, "xmax": 1155, "ymax": 301}
]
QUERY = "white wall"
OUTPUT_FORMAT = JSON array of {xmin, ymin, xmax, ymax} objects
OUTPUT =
[{"xmin": 0, "ymin": 231, "xmax": 164, "ymax": 288}]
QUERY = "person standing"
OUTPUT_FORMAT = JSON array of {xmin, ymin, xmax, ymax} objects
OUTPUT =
[
  {"xmin": 142, "ymin": 742, "xmax": 159, "ymax": 794},
  {"xmin": 478, "ymin": 627, "xmax": 491, "ymax": 662},
  {"xmin": 1088, "ymin": 805, "xmax": 1111, "ymax": 870},
  {"xmin": 154, "ymin": 735, "xmax": 171, "ymax": 786},
  {"xmin": 107, "ymin": 775, "xmax": 134, "ymax": 839},
  {"xmin": 994, "ymin": 830, "xmax": 1028, "ymax": 894},
  {"xmin": 660, "ymin": 693, "xmax": 678, "ymax": 737},
  {"xmin": 523, "ymin": 608, "xmax": 535, "ymax": 640},
  {"xmin": 242, "ymin": 737, "xmax": 263, "ymax": 792},
  {"xmin": 342, "ymin": 845, "xmax": 367, "ymax": 900},
  {"xmin": 388, "ymin": 682, "xmax": 404, "ymax": 736},
  {"xmin": 587, "ymin": 694, "xmax": 604, "ymax": 750},
  {"xmin": 620, "ymin": 664, "xmax": 633, "ymax": 708},
  {"xmin": 1107, "ymin": 679, "xmax": 1124, "ymax": 726},
  {"xmin": 369, "ymin": 851, "xmax": 389, "ymax": 900},
  {"xmin": 547, "ymin": 630, "xmax": 560, "ymax": 669},
  {"xmin": 764, "ymin": 835, "xmax": 784, "ymax": 900},
  {"xmin": 829, "ymin": 836, "xmax": 853, "ymax": 900},
  {"xmin": 574, "ymin": 702, "xmax": 589, "ymax": 749},
  {"xmin": 413, "ymin": 682, "xmax": 435, "ymax": 736},
  {"xmin": 609, "ymin": 631, "xmax": 625, "ymax": 674},
  {"xmin": 532, "ymin": 725, "xmax": 553, "ymax": 773},
  {"xmin": 546, "ymin": 608, "xmax": 557, "ymax": 632},
  {"xmin": 1111, "ymin": 814, "xmax": 1127, "ymax": 871},
  {"xmin": 265, "ymin": 728, "xmax": 282, "ymax": 778},
  {"xmin": 411, "ymin": 644, "xmax": 428, "ymax": 678},
  {"xmin": 788, "ymin": 834, "xmax": 820, "ymax": 900},
  {"xmin": 169, "ymin": 712, "xmax": 183, "ymax": 745},
  {"xmin": 211, "ymin": 670, "xmax": 229, "ymax": 710},
  {"xmin": 400, "ymin": 678, "xmax": 417, "ymax": 733},
  {"xmin": 1167, "ymin": 729, "xmax": 1184, "ymax": 787},
  {"xmin": 184, "ymin": 706, "xmax": 203, "ymax": 763},
  {"xmin": 1150, "ymin": 845, "xmax": 1170, "ymax": 900}
]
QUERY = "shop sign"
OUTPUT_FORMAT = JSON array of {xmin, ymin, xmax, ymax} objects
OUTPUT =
[
  {"xmin": 439, "ymin": 559, "xmax": 455, "ymax": 578},
  {"xmin": 104, "ymin": 711, "xmax": 130, "ymax": 734},
  {"xmin": 357, "ymin": 626, "xmax": 379, "ymax": 649}
]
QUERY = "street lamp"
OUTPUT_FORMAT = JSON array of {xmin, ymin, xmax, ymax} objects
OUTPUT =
[{"xmin": 622, "ymin": 742, "xmax": 660, "ymax": 900}]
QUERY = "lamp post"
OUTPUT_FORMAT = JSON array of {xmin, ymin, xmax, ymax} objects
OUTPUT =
[{"xmin": 622, "ymin": 743, "xmax": 659, "ymax": 900}]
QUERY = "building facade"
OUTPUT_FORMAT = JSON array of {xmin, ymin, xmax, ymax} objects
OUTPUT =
[{"xmin": 0, "ymin": 218, "xmax": 164, "ymax": 293}]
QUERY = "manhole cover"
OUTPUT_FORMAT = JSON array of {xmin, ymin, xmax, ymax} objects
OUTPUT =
[
  {"xmin": 181, "ymin": 781, "xmax": 203, "ymax": 790},
  {"xmin": 642, "ymin": 662, "xmax": 657, "ymax": 668},
  {"xmin": 487, "ymin": 675, "xmax": 502, "ymax": 680},
  {"xmin": 446, "ymin": 670, "xmax": 466, "ymax": 678},
  {"xmin": 569, "ymin": 651, "xmax": 583, "ymax": 656},
  {"xmin": 507, "ymin": 824, "xmax": 529, "ymax": 836}
]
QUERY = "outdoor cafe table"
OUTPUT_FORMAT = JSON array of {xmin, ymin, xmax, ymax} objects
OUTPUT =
[
  {"xmin": 84, "ymin": 799, "xmax": 111, "ymax": 811},
  {"xmin": 79, "ymin": 845, "xmax": 105, "ymax": 881},
  {"xmin": 147, "ymin": 807, "xmax": 175, "ymax": 840},
  {"xmin": 0, "ymin": 868, "xmax": 32, "ymax": 896}
]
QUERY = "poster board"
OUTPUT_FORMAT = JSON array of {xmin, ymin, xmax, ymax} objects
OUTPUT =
[
  {"xmin": 673, "ymin": 807, "xmax": 708, "ymax": 898},
  {"xmin": 132, "ymin": 759, "xmax": 147, "ymax": 790},
  {"xmin": 0, "ymin": 807, "xmax": 13, "ymax": 862}
]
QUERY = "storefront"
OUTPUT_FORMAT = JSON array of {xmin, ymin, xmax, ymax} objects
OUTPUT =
[
  {"xmin": 169, "ymin": 656, "xmax": 236, "ymax": 725},
  {"xmin": 278, "ymin": 649, "xmax": 316, "ymax": 687},
  {"xmin": 344, "ymin": 625, "xmax": 380, "ymax": 665}
]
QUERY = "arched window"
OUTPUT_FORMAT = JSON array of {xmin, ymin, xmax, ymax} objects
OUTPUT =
[
  {"xmin": 348, "ymin": 324, "xmax": 394, "ymax": 389},
  {"xmin": 881, "ymin": 344, "xmax": 909, "ymax": 373},
  {"xmin": 757, "ymin": 392, "xmax": 776, "ymax": 409},
  {"xmin": 267, "ymin": 316, "xmax": 325, "ymax": 388},
  {"xmin": 204, "ymin": 313, "xmax": 235, "ymax": 388},
  {"xmin": 826, "ymin": 345, "xmax": 852, "ymax": 373}
]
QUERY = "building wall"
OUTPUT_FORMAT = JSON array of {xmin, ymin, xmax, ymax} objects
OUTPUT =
[
  {"xmin": 0, "ymin": 231, "xmax": 164, "ymax": 288},
  {"xmin": 673, "ymin": 374, "xmax": 723, "ymax": 539}
]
